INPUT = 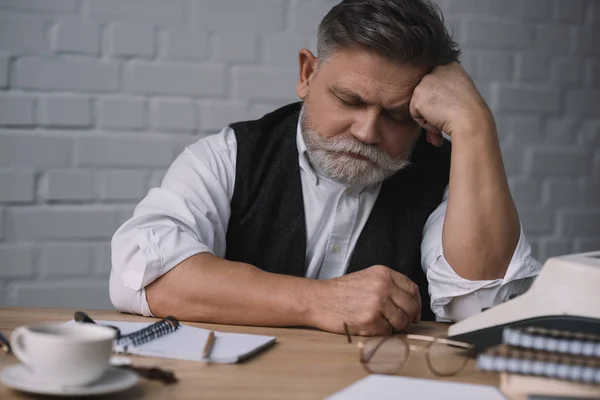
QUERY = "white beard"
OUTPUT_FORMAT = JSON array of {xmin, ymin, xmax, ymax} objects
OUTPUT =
[{"xmin": 299, "ymin": 104, "xmax": 414, "ymax": 186}]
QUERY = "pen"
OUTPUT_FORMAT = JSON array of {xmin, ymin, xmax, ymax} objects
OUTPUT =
[
  {"xmin": 203, "ymin": 331, "xmax": 216, "ymax": 361},
  {"xmin": 0, "ymin": 331, "xmax": 11, "ymax": 354},
  {"xmin": 74, "ymin": 311, "xmax": 122, "ymax": 338}
]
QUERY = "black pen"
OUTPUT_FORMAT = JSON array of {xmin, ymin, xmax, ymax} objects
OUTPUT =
[
  {"xmin": 74, "ymin": 311, "xmax": 122, "ymax": 338},
  {"xmin": 0, "ymin": 331, "xmax": 11, "ymax": 354}
]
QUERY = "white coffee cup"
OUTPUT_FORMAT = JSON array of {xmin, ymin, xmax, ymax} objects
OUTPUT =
[{"xmin": 10, "ymin": 322, "xmax": 116, "ymax": 386}]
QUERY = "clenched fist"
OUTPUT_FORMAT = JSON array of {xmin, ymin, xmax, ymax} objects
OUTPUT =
[
  {"xmin": 410, "ymin": 62, "xmax": 494, "ymax": 146},
  {"xmin": 310, "ymin": 265, "xmax": 422, "ymax": 336}
]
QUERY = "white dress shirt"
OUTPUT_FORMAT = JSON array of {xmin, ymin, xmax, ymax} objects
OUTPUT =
[{"xmin": 110, "ymin": 122, "xmax": 542, "ymax": 321}]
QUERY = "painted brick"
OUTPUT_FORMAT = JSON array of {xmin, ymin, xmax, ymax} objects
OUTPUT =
[
  {"xmin": 566, "ymin": 91, "xmax": 600, "ymax": 118},
  {"xmin": 151, "ymin": 99, "xmax": 197, "ymax": 132},
  {"xmin": 0, "ymin": 134, "xmax": 72, "ymax": 168},
  {"xmin": 0, "ymin": 208, "xmax": 4, "ymax": 241},
  {"xmin": 507, "ymin": 115, "xmax": 544, "ymax": 144},
  {"xmin": 579, "ymin": 121, "xmax": 600, "ymax": 148},
  {"xmin": 76, "ymin": 137, "xmax": 173, "ymax": 167},
  {"xmin": 574, "ymin": 238, "xmax": 600, "ymax": 253},
  {"xmin": 113, "ymin": 205, "xmax": 136, "ymax": 230},
  {"xmin": 148, "ymin": 169, "xmax": 167, "ymax": 189},
  {"xmin": 91, "ymin": 241, "xmax": 111, "ymax": 276},
  {"xmin": 99, "ymin": 97, "xmax": 146, "ymax": 130},
  {"xmin": 462, "ymin": 18, "xmax": 533, "ymax": 49},
  {"xmin": 449, "ymin": 0, "xmax": 522, "ymax": 18},
  {"xmin": 0, "ymin": 94, "xmax": 35, "ymax": 126},
  {"xmin": 213, "ymin": 31, "xmax": 257, "ymax": 63},
  {"xmin": 582, "ymin": 178, "xmax": 600, "ymax": 206},
  {"xmin": 40, "ymin": 243, "xmax": 91, "ymax": 277},
  {"xmin": 588, "ymin": 60, "xmax": 600, "ymax": 90},
  {"xmin": 529, "ymin": 148, "xmax": 591, "ymax": 177},
  {"xmin": 0, "ymin": 0, "xmax": 76, "ymax": 12},
  {"xmin": 554, "ymin": 0, "xmax": 585, "ymax": 23},
  {"xmin": 520, "ymin": 0, "xmax": 553, "ymax": 20},
  {"xmin": 552, "ymin": 58, "xmax": 584, "ymax": 86},
  {"xmin": 476, "ymin": 50, "xmax": 513, "ymax": 80},
  {"xmin": 53, "ymin": 19, "xmax": 100, "ymax": 55},
  {"xmin": 538, "ymin": 238, "xmax": 573, "ymax": 263},
  {"xmin": 494, "ymin": 86, "xmax": 561, "ymax": 113},
  {"xmin": 13, "ymin": 57, "xmax": 119, "ymax": 92},
  {"xmin": 544, "ymin": 118, "xmax": 580, "ymax": 146},
  {"xmin": 534, "ymin": 25, "xmax": 570, "ymax": 54},
  {"xmin": 88, "ymin": 0, "xmax": 186, "ymax": 26},
  {"xmin": 164, "ymin": 29, "xmax": 208, "ymax": 61},
  {"xmin": 39, "ymin": 170, "xmax": 95, "ymax": 201},
  {"xmin": 6, "ymin": 207, "xmax": 117, "ymax": 240},
  {"xmin": 0, "ymin": 15, "xmax": 51, "ymax": 54},
  {"xmin": 171, "ymin": 136, "xmax": 203, "ymax": 159},
  {"xmin": 127, "ymin": 62, "xmax": 226, "ymax": 96},
  {"xmin": 517, "ymin": 209, "xmax": 555, "ymax": 234},
  {"xmin": 39, "ymin": 95, "xmax": 92, "ymax": 127},
  {"xmin": 202, "ymin": 100, "xmax": 246, "ymax": 132},
  {"xmin": 573, "ymin": 28, "xmax": 600, "ymax": 56},
  {"xmin": 95, "ymin": 170, "xmax": 148, "ymax": 201},
  {"xmin": 559, "ymin": 210, "xmax": 600, "ymax": 236},
  {"xmin": 7, "ymin": 281, "xmax": 112, "ymax": 309},
  {"xmin": 264, "ymin": 34, "xmax": 310, "ymax": 66},
  {"xmin": 109, "ymin": 23, "xmax": 155, "ymax": 58},
  {"xmin": 0, "ymin": 244, "xmax": 35, "ymax": 278},
  {"xmin": 293, "ymin": 0, "xmax": 335, "ymax": 34},
  {"xmin": 515, "ymin": 53, "xmax": 551, "ymax": 83},
  {"xmin": 247, "ymin": 101, "xmax": 289, "ymax": 121},
  {"xmin": 501, "ymin": 146, "xmax": 524, "ymax": 175},
  {"xmin": 0, "ymin": 52, "xmax": 9, "ymax": 88},
  {"xmin": 232, "ymin": 66, "xmax": 297, "ymax": 101},
  {"xmin": 0, "ymin": 169, "xmax": 35, "ymax": 203},
  {"xmin": 198, "ymin": 0, "xmax": 286, "ymax": 32},
  {"xmin": 542, "ymin": 179, "xmax": 584, "ymax": 207},
  {"xmin": 508, "ymin": 178, "xmax": 543, "ymax": 208}
]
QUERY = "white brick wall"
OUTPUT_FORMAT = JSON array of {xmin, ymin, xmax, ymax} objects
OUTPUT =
[{"xmin": 0, "ymin": 0, "xmax": 598, "ymax": 309}]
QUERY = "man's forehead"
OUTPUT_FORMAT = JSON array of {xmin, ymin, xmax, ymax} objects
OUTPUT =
[{"xmin": 318, "ymin": 49, "xmax": 426, "ymax": 99}]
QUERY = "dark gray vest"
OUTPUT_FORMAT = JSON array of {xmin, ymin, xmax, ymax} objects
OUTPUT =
[{"xmin": 225, "ymin": 103, "xmax": 451, "ymax": 321}]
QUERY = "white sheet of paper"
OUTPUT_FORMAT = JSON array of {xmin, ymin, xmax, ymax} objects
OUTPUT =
[
  {"xmin": 64, "ymin": 320, "xmax": 276, "ymax": 364},
  {"xmin": 326, "ymin": 375, "xmax": 506, "ymax": 400}
]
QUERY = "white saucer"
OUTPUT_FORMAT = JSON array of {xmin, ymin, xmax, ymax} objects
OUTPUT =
[{"xmin": 0, "ymin": 364, "xmax": 139, "ymax": 397}]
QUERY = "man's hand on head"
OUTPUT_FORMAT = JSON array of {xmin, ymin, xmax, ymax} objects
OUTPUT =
[
  {"xmin": 310, "ymin": 265, "xmax": 422, "ymax": 336},
  {"xmin": 409, "ymin": 62, "xmax": 494, "ymax": 147}
]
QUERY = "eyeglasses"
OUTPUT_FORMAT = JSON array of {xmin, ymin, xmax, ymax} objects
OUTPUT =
[{"xmin": 344, "ymin": 323, "xmax": 475, "ymax": 377}]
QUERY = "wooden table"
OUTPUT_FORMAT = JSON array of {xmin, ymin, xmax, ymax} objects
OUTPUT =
[{"xmin": 0, "ymin": 307, "xmax": 499, "ymax": 399}]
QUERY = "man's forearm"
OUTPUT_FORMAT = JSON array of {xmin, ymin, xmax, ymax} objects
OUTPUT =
[
  {"xmin": 442, "ymin": 113, "xmax": 520, "ymax": 281},
  {"xmin": 146, "ymin": 253, "xmax": 321, "ymax": 326}
]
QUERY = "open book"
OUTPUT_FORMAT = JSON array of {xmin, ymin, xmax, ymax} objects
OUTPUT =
[{"xmin": 64, "ymin": 319, "xmax": 276, "ymax": 364}]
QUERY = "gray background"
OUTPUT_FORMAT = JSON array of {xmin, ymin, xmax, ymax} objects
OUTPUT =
[{"xmin": 0, "ymin": 0, "xmax": 598, "ymax": 309}]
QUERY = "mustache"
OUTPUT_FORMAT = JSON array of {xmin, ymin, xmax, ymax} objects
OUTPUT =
[{"xmin": 313, "ymin": 135, "xmax": 405, "ymax": 169}]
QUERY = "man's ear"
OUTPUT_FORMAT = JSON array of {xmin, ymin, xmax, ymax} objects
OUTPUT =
[{"xmin": 297, "ymin": 49, "xmax": 318, "ymax": 100}]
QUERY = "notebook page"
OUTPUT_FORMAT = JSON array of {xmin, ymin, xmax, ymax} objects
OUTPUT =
[
  {"xmin": 326, "ymin": 375, "xmax": 506, "ymax": 400},
  {"xmin": 64, "ymin": 320, "xmax": 276, "ymax": 364}
]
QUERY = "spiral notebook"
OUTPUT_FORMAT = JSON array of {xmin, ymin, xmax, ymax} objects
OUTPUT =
[
  {"xmin": 64, "ymin": 319, "xmax": 276, "ymax": 364},
  {"xmin": 503, "ymin": 326, "xmax": 600, "ymax": 358},
  {"xmin": 477, "ymin": 344, "xmax": 600, "ymax": 385}
]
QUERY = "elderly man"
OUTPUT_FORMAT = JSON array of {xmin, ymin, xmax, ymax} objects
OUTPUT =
[{"xmin": 110, "ymin": 0, "xmax": 541, "ymax": 336}]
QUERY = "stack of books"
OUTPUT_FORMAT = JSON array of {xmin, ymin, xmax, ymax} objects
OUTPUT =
[{"xmin": 477, "ymin": 326, "xmax": 600, "ymax": 399}]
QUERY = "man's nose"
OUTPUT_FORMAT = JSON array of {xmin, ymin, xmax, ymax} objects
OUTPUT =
[{"xmin": 351, "ymin": 109, "xmax": 380, "ymax": 145}]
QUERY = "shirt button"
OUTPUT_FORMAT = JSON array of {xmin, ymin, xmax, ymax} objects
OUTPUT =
[{"xmin": 332, "ymin": 244, "xmax": 341, "ymax": 253}]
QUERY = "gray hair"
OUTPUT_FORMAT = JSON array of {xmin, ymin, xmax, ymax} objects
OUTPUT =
[{"xmin": 317, "ymin": 0, "xmax": 460, "ymax": 67}]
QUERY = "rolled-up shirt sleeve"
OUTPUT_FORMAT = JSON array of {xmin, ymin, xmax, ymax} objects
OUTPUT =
[
  {"xmin": 109, "ymin": 127, "xmax": 237, "ymax": 316},
  {"xmin": 421, "ymin": 186, "xmax": 543, "ymax": 322}
]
